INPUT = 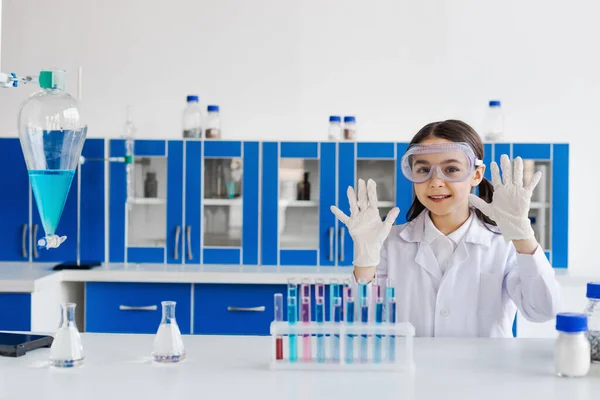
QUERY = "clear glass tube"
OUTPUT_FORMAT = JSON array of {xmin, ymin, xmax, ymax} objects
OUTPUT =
[
  {"xmin": 300, "ymin": 278, "xmax": 312, "ymax": 362},
  {"xmin": 287, "ymin": 278, "xmax": 298, "ymax": 362},
  {"xmin": 49, "ymin": 303, "xmax": 84, "ymax": 368},
  {"xmin": 315, "ymin": 279, "xmax": 325, "ymax": 363},
  {"xmin": 152, "ymin": 301, "xmax": 185, "ymax": 363}
]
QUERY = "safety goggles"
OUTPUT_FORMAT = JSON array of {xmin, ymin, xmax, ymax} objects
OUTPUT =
[{"xmin": 400, "ymin": 142, "xmax": 483, "ymax": 184}]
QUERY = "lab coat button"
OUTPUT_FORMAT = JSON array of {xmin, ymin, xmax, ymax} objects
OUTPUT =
[{"xmin": 440, "ymin": 308, "xmax": 450, "ymax": 317}]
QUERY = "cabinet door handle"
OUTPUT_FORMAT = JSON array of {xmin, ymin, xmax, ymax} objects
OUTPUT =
[
  {"xmin": 119, "ymin": 305, "xmax": 158, "ymax": 311},
  {"xmin": 186, "ymin": 225, "xmax": 193, "ymax": 260},
  {"xmin": 339, "ymin": 226, "xmax": 345, "ymax": 262},
  {"xmin": 21, "ymin": 224, "xmax": 28, "ymax": 258},
  {"xmin": 328, "ymin": 227, "xmax": 334, "ymax": 262},
  {"xmin": 174, "ymin": 225, "xmax": 181, "ymax": 260},
  {"xmin": 32, "ymin": 224, "xmax": 39, "ymax": 259},
  {"xmin": 227, "ymin": 306, "xmax": 266, "ymax": 312}
]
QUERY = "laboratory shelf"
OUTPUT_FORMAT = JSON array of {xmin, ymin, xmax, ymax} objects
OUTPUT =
[
  {"xmin": 279, "ymin": 200, "xmax": 319, "ymax": 208},
  {"xmin": 128, "ymin": 198, "xmax": 167, "ymax": 206},
  {"xmin": 203, "ymin": 198, "xmax": 243, "ymax": 206}
]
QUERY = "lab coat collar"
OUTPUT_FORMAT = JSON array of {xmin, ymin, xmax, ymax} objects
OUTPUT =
[{"xmin": 399, "ymin": 208, "xmax": 495, "ymax": 248}]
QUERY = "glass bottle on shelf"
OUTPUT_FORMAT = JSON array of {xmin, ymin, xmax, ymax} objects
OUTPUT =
[{"xmin": 296, "ymin": 172, "xmax": 311, "ymax": 201}]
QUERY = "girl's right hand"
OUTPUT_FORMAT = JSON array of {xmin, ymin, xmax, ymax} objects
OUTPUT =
[{"xmin": 330, "ymin": 178, "xmax": 399, "ymax": 267}]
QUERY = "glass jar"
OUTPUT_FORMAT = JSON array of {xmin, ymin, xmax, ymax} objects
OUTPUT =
[{"xmin": 584, "ymin": 282, "xmax": 600, "ymax": 361}]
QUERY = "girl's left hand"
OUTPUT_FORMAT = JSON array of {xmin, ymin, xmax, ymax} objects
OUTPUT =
[{"xmin": 469, "ymin": 154, "xmax": 542, "ymax": 242}]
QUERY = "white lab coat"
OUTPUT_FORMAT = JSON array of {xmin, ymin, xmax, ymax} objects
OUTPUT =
[{"xmin": 373, "ymin": 209, "xmax": 561, "ymax": 337}]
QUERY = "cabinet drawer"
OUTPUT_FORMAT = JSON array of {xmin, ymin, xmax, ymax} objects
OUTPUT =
[
  {"xmin": 85, "ymin": 282, "xmax": 191, "ymax": 334},
  {"xmin": 0, "ymin": 293, "xmax": 31, "ymax": 331},
  {"xmin": 194, "ymin": 284, "xmax": 286, "ymax": 335}
]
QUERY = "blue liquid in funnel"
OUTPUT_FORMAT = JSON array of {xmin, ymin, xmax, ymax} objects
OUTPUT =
[{"xmin": 29, "ymin": 170, "xmax": 75, "ymax": 236}]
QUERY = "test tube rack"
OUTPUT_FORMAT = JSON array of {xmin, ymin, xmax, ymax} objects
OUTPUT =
[{"xmin": 269, "ymin": 321, "xmax": 415, "ymax": 372}]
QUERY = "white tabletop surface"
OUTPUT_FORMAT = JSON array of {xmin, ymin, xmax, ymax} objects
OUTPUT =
[
  {"xmin": 1, "ymin": 334, "xmax": 599, "ymax": 400},
  {"xmin": 0, "ymin": 262, "xmax": 597, "ymax": 293}
]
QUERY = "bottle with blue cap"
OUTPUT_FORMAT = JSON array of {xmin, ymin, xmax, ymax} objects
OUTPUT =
[
  {"xmin": 585, "ymin": 282, "xmax": 600, "ymax": 361},
  {"xmin": 327, "ymin": 116, "xmax": 342, "ymax": 141},
  {"xmin": 343, "ymin": 116, "xmax": 357, "ymax": 141},
  {"xmin": 205, "ymin": 105, "xmax": 221, "ymax": 139},
  {"xmin": 182, "ymin": 95, "xmax": 203, "ymax": 138},
  {"xmin": 483, "ymin": 100, "xmax": 504, "ymax": 142},
  {"xmin": 555, "ymin": 312, "xmax": 590, "ymax": 377}
]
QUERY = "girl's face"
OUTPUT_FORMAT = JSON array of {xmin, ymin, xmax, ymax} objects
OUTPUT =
[{"xmin": 412, "ymin": 137, "xmax": 485, "ymax": 217}]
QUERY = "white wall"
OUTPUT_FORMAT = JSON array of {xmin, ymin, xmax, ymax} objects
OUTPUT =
[{"xmin": 0, "ymin": 0, "xmax": 597, "ymax": 272}]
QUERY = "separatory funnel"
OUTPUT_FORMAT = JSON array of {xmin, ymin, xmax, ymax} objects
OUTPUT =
[{"xmin": 18, "ymin": 69, "xmax": 87, "ymax": 250}]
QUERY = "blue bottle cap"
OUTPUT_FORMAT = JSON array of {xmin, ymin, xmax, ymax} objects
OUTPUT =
[
  {"xmin": 187, "ymin": 95, "xmax": 199, "ymax": 102},
  {"xmin": 207, "ymin": 105, "xmax": 219, "ymax": 112},
  {"xmin": 489, "ymin": 100, "xmax": 501, "ymax": 107},
  {"xmin": 556, "ymin": 313, "xmax": 588, "ymax": 333},
  {"xmin": 344, "ymin": 116, "xmax": 356, "ymax": 123},
  {"xmin": 587, "ymin": 282, "xmax": 600, "ymax": 299},
  {"xmin": 329, "ymin": 116, "xmax": 341, "ymax": 122}
]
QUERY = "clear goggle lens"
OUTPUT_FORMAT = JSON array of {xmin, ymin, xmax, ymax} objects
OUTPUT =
[{"xmin": 401, "ymin": 142, "xmax": 481, "ymax": 183}]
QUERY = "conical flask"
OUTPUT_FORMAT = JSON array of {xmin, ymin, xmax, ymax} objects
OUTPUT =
[
  {"xmin": 152, "ymin": 301, "xmax": 185, "ymax": 363},
  {"xmin": 18, "ymin": 69, "xmax": 87, "ymax": 250},
  {"xmin": 49, "ymin": 303, "xmax": 84, "ymax": 367}
]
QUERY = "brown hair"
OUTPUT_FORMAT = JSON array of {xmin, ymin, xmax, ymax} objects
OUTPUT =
[{"xmin": 405, "ymin": 119, "xmax": 497, "ymax": 229}]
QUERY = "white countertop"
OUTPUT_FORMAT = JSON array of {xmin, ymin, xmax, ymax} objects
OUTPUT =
[
  {"xmin": 1, "ymin": 334, "xmax": 598, "ymax": 399},
  {"xmin": 0, "ymin": 262, "xmax": 597, "ymax": 293}
]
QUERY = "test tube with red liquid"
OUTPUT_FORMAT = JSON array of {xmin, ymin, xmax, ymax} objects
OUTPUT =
[{"xmin": 274, "ymin": 293, "xmax": 283, "ymax": 360}]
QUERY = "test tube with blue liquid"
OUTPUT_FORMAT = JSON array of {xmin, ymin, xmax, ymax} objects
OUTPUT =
[
  {"xmin": 358, "ymin": 278, "xmax": 369, "ymax": 362},
  {"xmin": 331, "ymin": 294, "xmax": 342, "ymax": 362},
  {"xmin": 373, "ymin": 283, "xmax": 384, "ymax": 363},
  {"xmin": 386, "ymin": 279, "xmax": 397, "ymax": 362},
  {"xmin": 300, "ymin": 278, "xmax": 312, "ymax": 362},
  {"xmin": 315, "ymin": 279, "xmax": 325, "ymax": 363},
  {"xmin": 287, "ymin": 278, "xmax": 298, "ymax": 362},
  {"xmin": 345, "ymin": 285, "xmax": 355, "ymax": 363}
]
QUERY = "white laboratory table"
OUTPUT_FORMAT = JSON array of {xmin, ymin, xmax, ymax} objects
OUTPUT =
[{"xmin": 0, "ymin": 334, "xmax": 598, "ymax": 400}]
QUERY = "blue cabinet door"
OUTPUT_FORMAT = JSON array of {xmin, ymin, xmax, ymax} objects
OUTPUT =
[
  {"xmin": 0, "ymin": 139, "xmax": 30, "ymax": 261},
  {"xmin": 166, "ymin": 141, "xmax": 183, "ymax": 264},
  {"xmin": 261, "ymin": 142, "xmax": 334, "ymax": 266},
  {"xmin": 80, "ymin": 138, "xmax": 106, "ymax": 262},
  {"xmin": 338, "ymin": 142, "xmax": 398, "ymax": 266},
  {"xmin": 109, "ymin": 139, "xmax": 126, "ymax": 263},
  {"xmin": 184, "ymin": 140, "xmax": 202, "ymax": 264},
  {"xmin": 0, "ymin": 293, "xmax": 31, "ymax": 331},
  {"xmin": 201, "ymin": 141, "xmax": 259, "ymax": 265}
]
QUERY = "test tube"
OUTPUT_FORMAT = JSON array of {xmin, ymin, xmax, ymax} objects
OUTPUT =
[
  {"xmin": 385, "ymin": 278, "xmax": 395, "ymax": 322},
  {"xmin": 315, "ymin": 279, "xmax": 325, "ymax": 363},
  {"xmin": 358, "ymin": 278, "xmax": 369, "ymax": 362},
  {"xmin": 387, "ymin": 279, "xmax": 397, "ymax": 362},
  {"xmin": 287, "ymin": 278, "xmax": 298, "ymax": 362},
  {"xmin": 329, "ymin": 278, "xmax": 340, "ymax": 320},
  {"xmin": 373, "ymin": 284, "xmax": 384, "ymax": 363},
  {"xmin": 345, "ymin": 286, "xmax": 355, "ymax": 364},
  {"xmin": 300, "ymin": 278, "xmax": 312, "ymax": 362},
  {"xmin": 274, "ymin": 293, "xmax": 283, "ymax": 360},
  {"xmin": 331, "ymin": 296, "xmax": 342, "ymax": 362}
]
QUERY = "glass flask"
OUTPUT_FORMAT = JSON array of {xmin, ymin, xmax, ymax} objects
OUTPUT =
[
  {"xmin": 18, "ymin": 68, "xmax": 87, "ymax": 250},
  {"xmin": 152, "ymin": 301, "xmax": 185, "ymax": 363},
  {"xmin": 49, "ymin": 303, "xmax": 84, "ymax": 367}
]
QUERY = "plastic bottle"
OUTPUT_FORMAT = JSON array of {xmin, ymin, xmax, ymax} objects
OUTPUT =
[
  {"xmin": 483, "ymin": 100, "xmax": 504, "ymax": 142},
  {"xmin": 343, "ymin": 116, "xmax": 357, "ymax": 140},
  {"xmin": 327, "ymin": 116, "xmax": 342, "ymax": 141},
  {"xmin": 205, "ymin": 105, "xmax": 222, "ymax": 139},
  {"xmin": 584, "ymin": 282, "xmax": 600, "ymax": 362},
  {"xmin": 182, "ymin": 95, "xmax": 203, "ymax": 138},
  {"xmin": 554, "ymin": 312, "xmax": 590, "ymax": 377}
]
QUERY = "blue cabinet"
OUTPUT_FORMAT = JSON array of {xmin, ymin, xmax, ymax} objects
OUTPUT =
[
  {"xmin": 0, "ymin": 139, "xmax": 31, "ymax": 261},
  {"xmin": 109, "ymin": 140, "xmax": 182, "ymax": 264},
  {"xmin": 0, "ymin": 293, "xmax": 31, "ymax": 331},
  {"xmin": 0, "ymin": 138, "xmax": 105, "ymax": 263},
  {"xmin": 194, "ymin": 284, "xmax": 286, "ymax": 335},
  {"xmin": 85, "ymin": 282, "xmax": 192, "ymax": 334},
  {"xmin": 262, "ymin": 142, "xmax": 336, "ymax": 266}
]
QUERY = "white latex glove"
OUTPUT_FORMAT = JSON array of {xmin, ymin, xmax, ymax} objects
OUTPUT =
[
  {"xmin": 330, "ymin": 179, "xmax": 400, "ymax": 267},
  {"xmin": 469, "ymin": 154, "xmax": 542, "ymax": 242}
]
